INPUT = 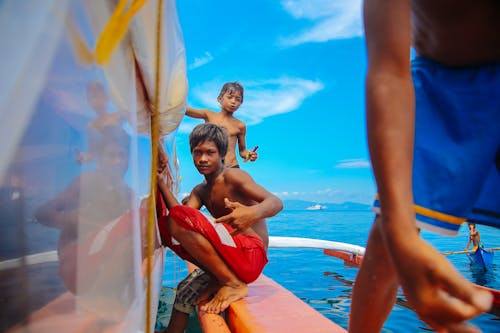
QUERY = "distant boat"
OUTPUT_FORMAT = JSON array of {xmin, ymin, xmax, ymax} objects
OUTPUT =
[{"xmin": 306, "ymin": 203, "xmax": 326, "ymax": 210}]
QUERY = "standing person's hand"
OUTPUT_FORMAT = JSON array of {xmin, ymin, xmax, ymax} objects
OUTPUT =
[{"xmin": 390, "ymin": 234, "xmax": 493, "ymax": 332}]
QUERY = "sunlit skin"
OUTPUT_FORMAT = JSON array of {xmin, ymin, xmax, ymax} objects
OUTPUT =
[
  {"xmin": 186, "ymin": 89, "xmax": 258, "ymax": 168},
  {"xmin": 465, "ymin": 224, "xmax": 481, "ymax": 251},
  {"xmin": 350, "ymin": 1, "xmax": 497, "ymax": 332},
  {"xmin": 158, "ymin": 136, "xmax": 282, "ymax": 332}
]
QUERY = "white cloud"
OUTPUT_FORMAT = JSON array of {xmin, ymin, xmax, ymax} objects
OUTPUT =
[
  {"xmin": 335, "ymin": 159, "xmax": 371, "ymax": 169},
  {"xmin": 178, "ymin": 77, "xmax": 323, "ymax": 132},
  {"xmin": 188, "ymin": 51, "xmax": 214, "ymax": 70},
  {"xmin": 279, "ymin": 0, "xmax": 363, "ymax": 46}
]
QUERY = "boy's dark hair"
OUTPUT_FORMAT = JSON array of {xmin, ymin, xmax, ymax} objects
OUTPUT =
[
  {"xmin": 218, "ymin": 82, "xmax": 244, "ymax": 103},
  {"xmin": 189, "ymin": 123, "xmax": 228, "ymax": 158}
]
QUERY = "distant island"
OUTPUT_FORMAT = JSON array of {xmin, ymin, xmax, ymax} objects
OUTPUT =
[{"xmin": 283, "ymin": 200, "xmax": 371, "ymax": 211}]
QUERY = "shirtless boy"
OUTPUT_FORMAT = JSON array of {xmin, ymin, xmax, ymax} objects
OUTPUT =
[
  {"xmin": 465, "ymin": 223, "xmax": 482, "ymax": 251},
  {"xmin": 350, "ymin": 1, "xmax": 499, "ymax": 332},
  {"xmin": 185, "ymin": 82, "xmax": 258, "ymax": 168},
  {"xmin": 157, "ymin": 123, "xmax": 282, "ymax": 333}
]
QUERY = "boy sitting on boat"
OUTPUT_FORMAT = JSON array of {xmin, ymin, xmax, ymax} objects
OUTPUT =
[
  {"xmin": 157, "ymin": 123, "xmax": 282, "ymax": 333},
  {"xmin": 185, "ymin": 82, "xmax": 258, "ymax": 168}
]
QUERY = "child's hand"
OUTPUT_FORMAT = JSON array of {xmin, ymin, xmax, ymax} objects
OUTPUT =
[
  {"xmin": 244, "ymin": 146, "xmax": 259, "ymax": 162},
  {"xmin": 215, "ymin": 198, "xmax": 257, "ymax": 234}
]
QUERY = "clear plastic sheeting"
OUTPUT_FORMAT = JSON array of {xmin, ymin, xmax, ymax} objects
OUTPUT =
[{"xmin": 0, "ymin": 0, "xmax": 186, "ymax": 332}]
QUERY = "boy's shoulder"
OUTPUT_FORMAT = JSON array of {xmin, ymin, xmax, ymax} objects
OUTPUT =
[{"xmin": 222, "ymin": 166, "xmax": 251, "ymax": 183}]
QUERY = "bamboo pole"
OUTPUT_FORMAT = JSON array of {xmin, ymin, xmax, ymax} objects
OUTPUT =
[{"xmin": 442, "ymin": 247, "xmax": 500, "ymax": 255}]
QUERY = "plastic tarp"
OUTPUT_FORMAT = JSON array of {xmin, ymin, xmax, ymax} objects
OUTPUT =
[{"xmin": 0, "ymin": 0, "xmax": 187, "ymax": 332}]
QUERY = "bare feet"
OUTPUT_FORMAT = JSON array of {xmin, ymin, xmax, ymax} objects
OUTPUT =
[{"xmin": 200, "ymin": 283, "xmax": 248, "ymax": 314}]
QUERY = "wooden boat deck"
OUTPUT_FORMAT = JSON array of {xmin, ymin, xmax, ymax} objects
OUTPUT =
[{"xmin": 198, "ymin": 274, "xmax": 346, "ymax": 333}]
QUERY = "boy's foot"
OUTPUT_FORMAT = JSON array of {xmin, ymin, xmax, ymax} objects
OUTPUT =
[
  {"xmin": 196, "ymin": 278, "xmax": 219, "ymax": 305},
  {"xmin": 200, "ymin": 283, "xmax": 248, "ymax": 314}
]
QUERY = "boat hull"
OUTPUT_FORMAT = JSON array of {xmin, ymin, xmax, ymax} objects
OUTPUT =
[{"xmin": 468, "ymin": 247, "xmax": 494, "ymax": 270}]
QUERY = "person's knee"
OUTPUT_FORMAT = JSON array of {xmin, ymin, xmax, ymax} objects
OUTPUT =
[{"xmin": 167, "ymin": 216, "xmax": 182, "ymax": 236}]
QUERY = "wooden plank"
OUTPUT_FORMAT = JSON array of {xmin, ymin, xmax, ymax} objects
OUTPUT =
[
  {"xmin": 227, "ymin": 275, "xmax": 346, "ymax": 333},
  {"xmin": 442, "ymin": 247, "xmax": 500, "ymax": 255},
  {"xmin": 197, "ymin": 308, "xmax": 232, "ymax": 333}
]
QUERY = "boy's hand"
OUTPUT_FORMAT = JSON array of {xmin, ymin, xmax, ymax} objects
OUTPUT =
[
  {"xmin": 244, "ymin": 146, "xmax": 259, "ymax": 162},
  {"xmin": 215, "ymin": 198, "xmax": 258, "ymax": 234}
]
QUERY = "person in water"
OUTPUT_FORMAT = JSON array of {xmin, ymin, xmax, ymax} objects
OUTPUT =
[
  {"xmin": 185, "ymin": 82, "xmax": 258, "ymax": 168},
  {"xmin": 157, "ymin": 123, "xmax": 282, "ymax": 333},
  {"xmin": 349, "ymin": 1, "xmax": 498, "ymax": 332},
  {"xmin": 465, "ymin": 223, "xmax": 482, "ymax": 251}
]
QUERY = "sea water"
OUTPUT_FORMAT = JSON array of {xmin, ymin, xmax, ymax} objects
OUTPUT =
[{"xmin": 162, "ymin": 209, "xmax": 500, "ymax": 332}]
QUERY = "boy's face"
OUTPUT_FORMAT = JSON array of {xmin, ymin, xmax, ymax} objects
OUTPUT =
[
  {"xmin": 219, "ymin": 90, "xmax": 242, "ymax": 113},
  {"xmin": 192, "ymin": 140, "xmax": 223, "ymax": 175}
]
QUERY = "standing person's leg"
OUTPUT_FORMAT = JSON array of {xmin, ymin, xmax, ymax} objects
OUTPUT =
[{"xmin": 349, "ymin": 216, "xmax": 399, "ymax": 332}]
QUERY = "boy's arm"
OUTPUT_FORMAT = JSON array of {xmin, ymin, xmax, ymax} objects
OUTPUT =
[
  {"xmin": 185, "ymin": 106, "xmax": 210, "ymax": 120},
  {"xmin": 157, "ymin": 178, "xmax": 180, "ymax": 209},
  {"xmin": 35, "ymin": 177, "xmax": 81, "ymax": 228},
  {"xmin": 364, "ymin": 0, "xmax": 492, "ymax": 329},
  {"xmin": 214, "ymin": 170, "xmax": 282, "ymax": 231},
  {"xmin": 185, "ymin": 187, "xmax": 203, "ymax": 210},
  {"xmin": 237, "ymin": 124, "xmax": 248, "ymax": 158},
  {"xmin": 237, "ymin": 123, "xmax": 258, "ymax": 162},
  {"xmin": 157, "ymin": 177, "xmax": 204, "ymax": 210}
]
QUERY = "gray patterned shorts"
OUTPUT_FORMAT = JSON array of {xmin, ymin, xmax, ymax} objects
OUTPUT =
[{"xmin": 173, "ymin": 268, "xmax": 211, "ymax": 314}]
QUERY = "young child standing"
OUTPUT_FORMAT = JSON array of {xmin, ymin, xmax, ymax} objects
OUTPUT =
[
  {"xmin": 185, "ymin": 82, "xmax": 258, "ymax": 168},
  {"xmin": 157, "ymin": 123, "xmax": 282, "ymax": 333}
]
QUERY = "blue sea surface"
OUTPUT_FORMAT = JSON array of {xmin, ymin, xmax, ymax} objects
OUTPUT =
[{"xmin": 163, "ymin": 209, "xmax": 500, "ymax": 332}]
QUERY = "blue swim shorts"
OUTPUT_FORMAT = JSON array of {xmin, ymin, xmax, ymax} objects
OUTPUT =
[{"xmin": 374, "ymin": 56, "xmax": 500, "ymax": 235}]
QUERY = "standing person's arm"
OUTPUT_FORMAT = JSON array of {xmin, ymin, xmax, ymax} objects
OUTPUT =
[{"xmin": 364, "ymin": 0, "xmax": 491, "ymax": 331}]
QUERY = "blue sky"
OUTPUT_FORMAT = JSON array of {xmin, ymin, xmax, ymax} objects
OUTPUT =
[{"xmin": 174, "ymin": 0, "xmax": 375, "ymax": 204}]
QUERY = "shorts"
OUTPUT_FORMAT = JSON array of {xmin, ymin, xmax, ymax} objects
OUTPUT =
[
  {"xmin": 158, "ymin": 205, "xmax": 267, "ymax": 283},
  {"xmin": 374, "ymin": 56, "xmax": 500, "ymax": 235},
  {"xmin": 173, "ymin": 268, "xmax": 211, "ymax": 314}
]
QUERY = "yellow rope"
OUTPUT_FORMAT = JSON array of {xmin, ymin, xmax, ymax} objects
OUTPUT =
[
  {"xmin": 94, "ymin": 0, "xmax": 148, "ymax": 64},
  {"xmin": 145, "ymin": 0, "xmax": 163, "ymax": 331}
]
